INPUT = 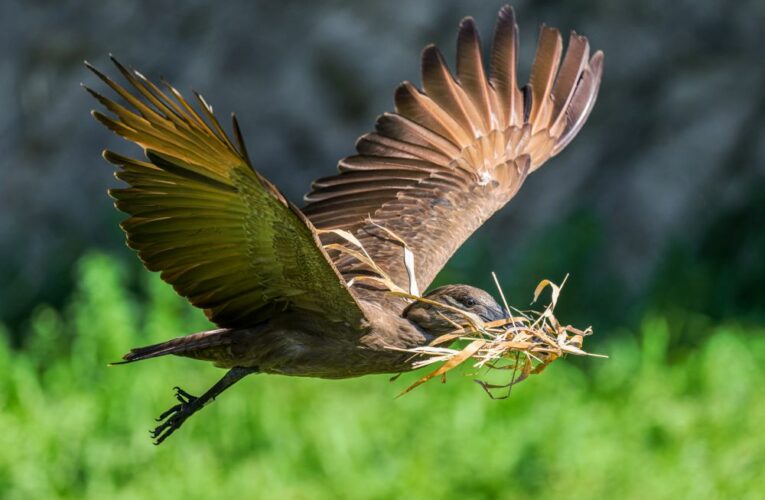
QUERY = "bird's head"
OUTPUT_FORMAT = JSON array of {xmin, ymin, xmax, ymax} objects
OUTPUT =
[{"xmin": 403, "ymin": 284, "xmax": 507, "ymax": 336}]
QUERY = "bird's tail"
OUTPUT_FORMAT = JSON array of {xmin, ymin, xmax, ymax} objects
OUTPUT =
[{"xmin": 113, "ymin": 328, "xmax": 232, "ymax": 364}]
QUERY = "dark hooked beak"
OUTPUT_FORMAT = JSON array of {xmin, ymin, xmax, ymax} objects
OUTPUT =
[{"xmin": 484, "ymin": 306, "xmax": 508, "ymax": 322}]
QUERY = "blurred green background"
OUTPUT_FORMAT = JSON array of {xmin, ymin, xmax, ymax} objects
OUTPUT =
[{"xmin": 2, "ymin": 0, "xmax": 765, "ymax": 498}]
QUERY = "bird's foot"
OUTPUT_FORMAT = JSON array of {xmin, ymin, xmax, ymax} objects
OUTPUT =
[
  {"xmin": 151, "ymin": 386, "xmax": 200, "ymax": 445},
  {"xmin": 147, "ymin": 368, "xmax": 256, "ymax": 444}
]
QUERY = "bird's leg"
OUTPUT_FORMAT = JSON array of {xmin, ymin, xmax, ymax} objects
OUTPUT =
[{"xmin": 151, "ymin": 366, "xmax": 257, "ymax": 445}]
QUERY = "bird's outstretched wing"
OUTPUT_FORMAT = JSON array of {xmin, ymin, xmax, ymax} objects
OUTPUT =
[
  {"xmin": 86, "ymin": 58, "xmax": 365, "ymax": 329},
  {"xmin": 303, "ymin": 6, "xmax": 603, "ymax": 302}
]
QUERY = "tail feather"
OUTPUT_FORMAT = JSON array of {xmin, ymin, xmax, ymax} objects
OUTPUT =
[{"xmin": 113, "ymin": 328, "xmax": 231, "ymax": 364}]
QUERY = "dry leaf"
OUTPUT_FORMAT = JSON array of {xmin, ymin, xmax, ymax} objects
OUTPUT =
[
  {"xmin": 397, "ymin": 340, "xmax": 486, "ymax": 398},
  {"xmin": 320, "ymin": 225, "xmax": 605, "ymax": 398}
]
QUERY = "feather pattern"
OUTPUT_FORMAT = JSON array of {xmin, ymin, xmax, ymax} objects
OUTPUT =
[
  {"xmin": 489, "ymin": 5, "xmax": 523, "ymax": 127},
  {"xmin": 456, "ymin": 18, "xmax": 493, "ymax": 132},
  {"xmin": 86, "ymin": 58, "xmax": 366, "ymax": 329},
  {"xmin": 303, "ymin": 6, "xmax": 603, "ymax": 308}
]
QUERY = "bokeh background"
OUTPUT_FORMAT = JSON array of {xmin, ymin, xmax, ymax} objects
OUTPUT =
[{"xmin": 2, "ymin": 0, "xmax": 764, "ymax": 498}]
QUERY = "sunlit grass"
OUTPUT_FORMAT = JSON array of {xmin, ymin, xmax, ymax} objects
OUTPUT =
[{"xmin": 1, "ymin": 253, "xmax": 764, "ymax": 499}]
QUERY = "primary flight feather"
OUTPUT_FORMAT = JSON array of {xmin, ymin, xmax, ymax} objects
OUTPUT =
[{"xmin": 85, "ymin": 5, "xmax": 602, "ymax": 444}]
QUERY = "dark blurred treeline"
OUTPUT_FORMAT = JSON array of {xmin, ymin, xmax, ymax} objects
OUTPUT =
[{"xmin": 1, "ymin": 0, "xmax": 764, "ymax": 340}]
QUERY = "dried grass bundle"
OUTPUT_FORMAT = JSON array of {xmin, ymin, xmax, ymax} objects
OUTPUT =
[
  {"xmin": 323, "ymin": 223, "xmax": 605, "ymax": 399},
  {"xmin": 393, "ymin": 275, "xmax": 606, "ymax": 398}
]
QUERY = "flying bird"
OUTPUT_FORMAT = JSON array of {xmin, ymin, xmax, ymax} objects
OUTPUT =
[{"xmin": 85, "ymin": 5, "xmax": 602, "ymax": 444}]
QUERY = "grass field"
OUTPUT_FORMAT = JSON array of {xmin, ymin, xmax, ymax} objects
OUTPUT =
[{"xmin": 2, "ymin": 253, "xmax": 764, "ymax": 499}]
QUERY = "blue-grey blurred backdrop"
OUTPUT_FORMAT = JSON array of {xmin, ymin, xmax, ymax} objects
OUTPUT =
[{"xmin": 2, "ymin": 0, "xmax": 764, "ymax": 335}]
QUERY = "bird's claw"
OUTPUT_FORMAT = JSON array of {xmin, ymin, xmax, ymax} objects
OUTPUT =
[
  {"xmin": 155, "ymin": 403, "xmax": 182, "ymax": 422},
  {"xmin": 173, "ymin": 386, "xmax": 197, "ymax": 404},
  {"xmin": 150, "ymin": 386, "xmax": 199, "ymax": 445}
]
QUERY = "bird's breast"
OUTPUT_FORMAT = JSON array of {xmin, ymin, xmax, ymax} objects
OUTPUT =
[{"xmin": 224, "ymin": 308, "xmax": 431, "ymax": 379}]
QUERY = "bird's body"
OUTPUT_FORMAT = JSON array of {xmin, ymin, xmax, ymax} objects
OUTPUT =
[
  {"xmin": 130, "ymin": 308, "xmax": 430, "ymax": 379},
  {"xmin": 124, "ymin": 285, "xmax": 507, "ymax": 378},
  {"xmin": 85, "ymin": 5, "xmax": 603, "ymax": 443}
]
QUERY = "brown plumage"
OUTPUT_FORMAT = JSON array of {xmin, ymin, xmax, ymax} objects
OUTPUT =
[{"xmin": 85, "ymin": 5, "xmax": 603, "ymax": 444}]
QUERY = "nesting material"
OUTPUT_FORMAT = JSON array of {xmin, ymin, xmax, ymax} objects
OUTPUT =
[
  {"xmin": 393, "ymin": 275, "xmax": 606, "ymax": 398},
  {"xmin": 322, "ymin": 223, "xmax": 605, "ymax": 399}
]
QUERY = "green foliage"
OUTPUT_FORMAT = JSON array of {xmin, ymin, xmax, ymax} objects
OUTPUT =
[{"xmin": 2, "ymin": 253, "xmax": 764, "ymax": 499}]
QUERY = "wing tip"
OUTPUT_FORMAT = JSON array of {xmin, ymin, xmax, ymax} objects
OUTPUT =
[
  {"xmin": 108, "ymin": 53, "xmax": 121, "ymax": 68},
  {"xmin": 458, "ymin": 16, "xmax": 477, "ymax": 35},
  {"xmin": 84, "ymin": 59, "xmax": 109, "ymax": 84},
  {"xmin": 457, "ymin": 17, "xmax": 481, "ymax": 58},
  {"xmin": 102, "ymin": 149, "xmax": 127, "ymax": 165},
  {"xmin": 420, "ymin": 44, "xmax": 442, "ymax": 68},
  {"xmin": 497, "ymin": 4, "xmax": 516, "ymax": 24},
  {"xmin": 494, "ymin": 5, "xmax": 518, "ymax": 41},
  {"xmin": 590, "ymin": 50, "xmax": 605, "ymax": 70},
  {"xmin": 539, "ymin": 24, "xmax": 563, "ymax": 43},
  {"xmin": 393, "ymin": 80, "xmax": 418, "ymax": 106},
  {"xmin": 90, "ymin": 108, "xmax": 108, "ymax": 124}
]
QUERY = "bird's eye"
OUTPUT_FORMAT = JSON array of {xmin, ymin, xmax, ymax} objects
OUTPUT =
[{"xmin": 463, "ymin": 297, "xmax": 477, "ymax": 307}]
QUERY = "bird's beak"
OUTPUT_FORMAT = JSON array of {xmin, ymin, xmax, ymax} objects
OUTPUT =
[{"xmin": 486, "ymin": 306, "xmax": 508, "ymax": 322}]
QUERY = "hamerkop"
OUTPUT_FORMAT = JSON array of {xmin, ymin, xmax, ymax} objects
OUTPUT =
[{"xmin": 84, "ymin": 5, "xmax": 603, "ymax": 443}]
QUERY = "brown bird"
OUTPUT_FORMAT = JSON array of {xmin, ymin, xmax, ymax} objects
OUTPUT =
[{"xmin": 85, "ymin": 5, "xmax": 602, "ymax": 444}]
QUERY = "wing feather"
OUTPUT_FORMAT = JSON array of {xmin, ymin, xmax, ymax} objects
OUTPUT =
[
  {"xmin": 457, "ymin": 17, "xmax": 493, "ymax": 132},
  {"xmin": 528, "ymin": 26, "xmax": 563, "ymax": 130},
  {"xmin": 421, "ymin": 45, "xmax": 485, "ymax": 138},
  {"xmin": 303, "ymin": 6, "xmax": 602, "ymax": 306},
  {"xmin": 549, "ymin": 32, "xmax": 590, "ymax": 137},
  {"xmin": 489, "ymin": 5, "xmax": 523, "ymax": 127},
  {"xmin": 87, "ymin": 60, "xmax": 366, "ymax": 329}
]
